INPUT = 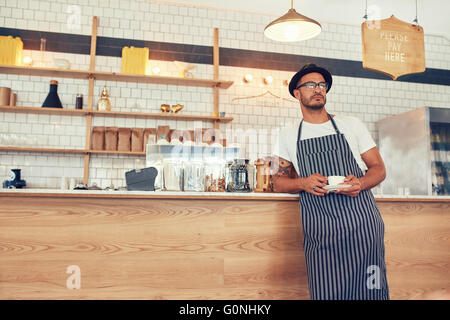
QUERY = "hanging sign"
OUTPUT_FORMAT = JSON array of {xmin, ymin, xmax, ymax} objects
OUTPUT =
[{"xmin": 361, "ymin": 15, "xmax": 425, "ymax": 80}]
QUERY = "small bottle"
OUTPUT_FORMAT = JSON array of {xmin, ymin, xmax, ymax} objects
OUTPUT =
[
  {"xmin": 75, "ymin": 94, "xmax": 83, "ymax": 109},
  {"xmin": 42, "ymin": 80, "xmax": 63, "ymax": 108},
  {"xmin": 97, "ymin": 86, "xmax": 111, "ymax": 111}
]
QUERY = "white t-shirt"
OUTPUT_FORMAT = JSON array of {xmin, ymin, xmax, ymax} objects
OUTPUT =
[{"xmin": 274, "ymin": 115, "xmax": 376, "ymax": 176}]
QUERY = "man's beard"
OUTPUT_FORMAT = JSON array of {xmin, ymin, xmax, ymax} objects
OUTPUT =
[{"xmin": 301, "ymin": 94, "xmax": 326, "ymax": 110}]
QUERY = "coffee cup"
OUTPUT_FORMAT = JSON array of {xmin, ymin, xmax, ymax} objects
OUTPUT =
[
  {"xmin": 328, "ymin": 175, "xmax": 345, "ymax": 185},
  {"xmin": 0, "ymin": 87, "xmax": 11, "ymax": 106}
]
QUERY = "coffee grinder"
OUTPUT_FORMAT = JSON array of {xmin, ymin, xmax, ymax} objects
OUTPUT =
[{"xmin": 3, "ymin": 169, "xmax": 27, "ymax": 189}]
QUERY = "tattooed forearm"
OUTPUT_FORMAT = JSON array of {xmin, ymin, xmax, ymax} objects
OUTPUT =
[
  {"xmin": 271, "ymin": 156, "xmax": 300, "ymax": 193},
  {"xmin": 272, "ymin": 156, "xmax": 296, "ymax": 182}
]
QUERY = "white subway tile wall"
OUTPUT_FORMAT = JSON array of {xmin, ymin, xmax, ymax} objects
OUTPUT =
[{"xmin": 1, "ymin": 0, "xmax": 449, "ymax": 188}]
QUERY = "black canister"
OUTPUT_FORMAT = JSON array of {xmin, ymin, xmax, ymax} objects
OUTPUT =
[{"xmin": 75, "ymin": 94, "xmax": 83, "ymax": 109}]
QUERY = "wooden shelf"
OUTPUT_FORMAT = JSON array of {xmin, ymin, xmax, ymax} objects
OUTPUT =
[
  {"xmin": 0, "ymin": 106, "xmax": 233, "ymax": 122},
  {"xmin": 0, "ymin": 65, "xmax": 91, "ymax": 80},
  {"xmin": 93, "ymin": 71, "xmax": 233, "ymax": 89},
  {"xmin": 90, "ymin": 110, "xmax": 233, "ymax": 122},
  {"xmin": 0, "ymin": 147, "xmax": 146, "ymax": 156},
  {"xmin": 0, "ymin": 65, "xmax": 233, "ymax": 89},
  {"xmin": 0, "ymin": 105, "xmax": 88, "ymax": 116},
  {"xmin": 88, "ymin": 150, "xmax": 145, "ymax": 156},
  {"xmin": 0, "ymin": 146, "xmax": 87, "ymax": 154}
]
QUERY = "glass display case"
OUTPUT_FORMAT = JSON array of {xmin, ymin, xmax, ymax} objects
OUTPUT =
[
  {"xmin": 145, "ymin": 144, "xmax": 240, "ymax": 192},
  {"xmin": 377, "ymin": 107, "xmax": 450, "ymax": 196},
  {"xmin": 145, "ymin": 144, "xmax": 240, "ymax": 164}
]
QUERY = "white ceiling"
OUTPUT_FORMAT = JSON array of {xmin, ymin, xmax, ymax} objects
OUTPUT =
[{"xmin": 163, "ymin": 0, "xmax": 450, "ymax": 40}]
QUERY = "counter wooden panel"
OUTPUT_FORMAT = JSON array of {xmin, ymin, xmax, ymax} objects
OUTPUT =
[
  {"xmin": 0, "ymin": 194, "xmax": 448, "ymax": 300},
  {"xmin": 0, "ymin": 196, "xmax": 305, "ymax": 299},
  {"xmin": 379, "ymin": 201, "xmax": 450, "ymax": 300}
]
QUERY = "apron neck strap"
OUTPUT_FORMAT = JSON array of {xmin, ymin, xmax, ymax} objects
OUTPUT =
[
  {"xmin": 327, "ymin": 113, "xmax": 341, "ymax": 134},
  {"xmin": 297, "ymin": 113, "xmax": 341, "ymax": 141}
]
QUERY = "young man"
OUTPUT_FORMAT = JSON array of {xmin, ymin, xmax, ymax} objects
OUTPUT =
[{"xmin": 273, "ymin": 63, "xmax": 389, "ymax": 300}]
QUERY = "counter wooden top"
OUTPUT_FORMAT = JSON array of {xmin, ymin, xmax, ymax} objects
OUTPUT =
[{"xmin": 1, "ymin": 189, "xmax": 449, "ymax": 202}]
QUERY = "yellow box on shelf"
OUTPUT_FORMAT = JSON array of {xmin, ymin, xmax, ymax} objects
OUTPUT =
[
  {"xmin": 121, "ymin": 46, "xmax": 149, "ymax": 75},
  {"xmin": 0, "ymin": 36, "xmax": 23, "ymax": 66}
]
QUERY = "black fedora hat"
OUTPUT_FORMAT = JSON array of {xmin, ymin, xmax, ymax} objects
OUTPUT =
[{"xmin": 288, "ymin": 63, "xmax": 332, "ymax": 97}]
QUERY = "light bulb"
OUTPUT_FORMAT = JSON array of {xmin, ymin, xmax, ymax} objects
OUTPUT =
[
  {"xmin": 23, "ymin": 56, "xmax": 33, "ymax": 67},
  {"xmin": 152, "ymin": 66, "xmax": 161, "ymax": 75},
  {"xmin": 264, "ymin": 76, "xmax": 273, "ymax": 84}
]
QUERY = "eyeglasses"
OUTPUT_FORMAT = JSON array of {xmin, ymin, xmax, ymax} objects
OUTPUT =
[{"xmin": 296, "ymin": 81, "xmax": 328, "ymax": 91}]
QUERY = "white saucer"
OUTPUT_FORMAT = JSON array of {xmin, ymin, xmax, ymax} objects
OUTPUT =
[{"xmin": 323, "ymin": 184, "xmax": 351, "ymax": 191}]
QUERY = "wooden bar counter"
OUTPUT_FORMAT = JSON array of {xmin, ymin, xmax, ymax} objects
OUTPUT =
[{"xmin": 0, "ymin": 189, "xmax": 448, "ymax": 300}]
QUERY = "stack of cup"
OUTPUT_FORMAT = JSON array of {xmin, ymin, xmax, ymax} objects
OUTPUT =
[
  {"xmin": 0, "ymin": 87, "xmax": 16, "ymax": 106},
  {"xmin": 0, "ymin": 87, "xmax": 10, "ymax": 106}
]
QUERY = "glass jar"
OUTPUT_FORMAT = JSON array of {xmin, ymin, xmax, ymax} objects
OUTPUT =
[
  {"xmin": 226, "ymin": 159, "xmax": 255, "ymax": 192},
  {"xmin": 204, "ymin": 160, "xmax": 226, "ymax": 192},
  {"xmin": 254, "ymin": 158, "xmax": 272, "ymax": 192},
  {"xmin": 163, "ymin": 159, "xmax": 184, "ymax": 191},
  {"xmin": 183, "ymin": 160, "xmax": 205, "ymax": 192},
  {"xmin": 149, "ymin": 160, "xmax": 164, "ymax": 191}
]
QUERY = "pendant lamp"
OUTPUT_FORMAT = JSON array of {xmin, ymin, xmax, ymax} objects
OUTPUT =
[{"xmin": 264, "ymin": 0, "xmax": 322, "ymax": 42}]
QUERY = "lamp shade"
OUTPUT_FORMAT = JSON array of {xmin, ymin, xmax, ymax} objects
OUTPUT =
[{"xmin": 264, "ymin": 8, "xmax": 322, "ymax": 42}]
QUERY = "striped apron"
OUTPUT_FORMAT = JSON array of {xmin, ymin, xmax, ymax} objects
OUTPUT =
[{"xmin": 296, "ymin": 114, "xmax": 389, "ymax": 300}]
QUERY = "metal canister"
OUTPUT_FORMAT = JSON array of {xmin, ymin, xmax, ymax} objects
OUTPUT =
[{"xmin": 75, "ymin": 94, "xmax": 83, "ymax": 109}]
